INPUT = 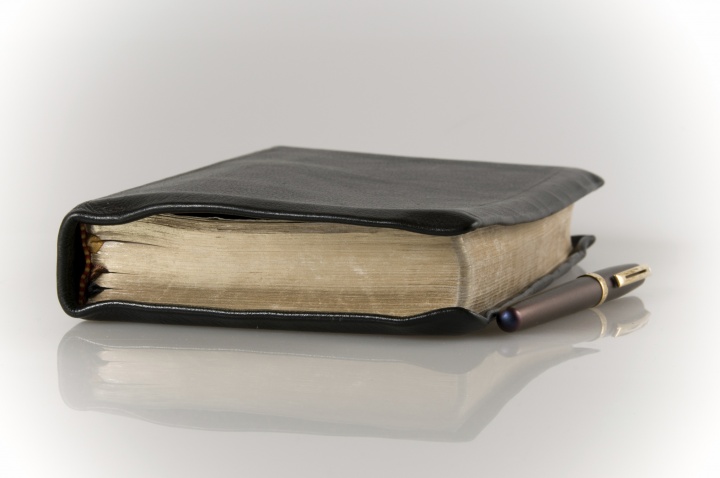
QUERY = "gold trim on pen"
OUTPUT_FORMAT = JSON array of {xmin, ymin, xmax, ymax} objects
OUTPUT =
[
  {"xmin": 612, "ymin": 265, "xmax": 651, "ymax": 287},
  {"xmin": 582, "ymin": 272, "xmax": 609, "ymax": 307}
]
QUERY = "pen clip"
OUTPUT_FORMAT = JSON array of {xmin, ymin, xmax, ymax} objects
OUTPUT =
[{"xmin": 612, "ymin": 265, "xmax": 651, "ymax": 287}]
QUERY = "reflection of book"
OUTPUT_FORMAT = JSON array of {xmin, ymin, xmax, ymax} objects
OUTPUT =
[
  {"xmin": 58, "ymin": 146, "xmax": 602, "ymax": 333},
  {"xmin": 57, "ymin": 297, "xmax": 649, "ymax": 441}
]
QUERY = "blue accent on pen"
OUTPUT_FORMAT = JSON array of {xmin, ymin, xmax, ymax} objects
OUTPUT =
[{"xmin": 498, "ymin": 309, "xmax": 520, "ymax": 332}]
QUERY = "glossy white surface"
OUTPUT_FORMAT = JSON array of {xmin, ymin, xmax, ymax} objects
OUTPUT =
[{"xmin": 1, "ymin": 1, "xmax": 719, "ymax": 476}]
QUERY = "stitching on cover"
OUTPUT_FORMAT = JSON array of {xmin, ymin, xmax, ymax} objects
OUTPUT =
[{"xmin": 77, "ymin": 224, "xmax": 92, "ymax": 305}]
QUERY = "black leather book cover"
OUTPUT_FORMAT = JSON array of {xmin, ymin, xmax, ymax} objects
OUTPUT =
[{"xmin": 57, "ymin": 146, "xmax": 603, "ymax": 333}]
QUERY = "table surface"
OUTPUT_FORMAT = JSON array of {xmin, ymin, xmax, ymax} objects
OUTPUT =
[{"xmin": 2, "ymin": 1, "xmax": 719, "ymax": 477}]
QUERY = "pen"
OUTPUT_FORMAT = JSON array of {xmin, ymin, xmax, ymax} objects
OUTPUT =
[{"xmin": 497, "ymin": 264, "xmax": 651, "ymax": 332}]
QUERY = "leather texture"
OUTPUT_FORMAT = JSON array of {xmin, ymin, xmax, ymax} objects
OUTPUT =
[{"xmin": 57, "ymin": 146, "xmax": 602, "ymax": 334}]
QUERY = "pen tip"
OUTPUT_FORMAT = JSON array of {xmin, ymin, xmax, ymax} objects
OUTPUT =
[{"xmin": 498, "ymin": 308, "xmax": 520, "ymax": 332}]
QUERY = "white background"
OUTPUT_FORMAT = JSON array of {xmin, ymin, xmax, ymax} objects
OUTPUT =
[{"xmin": 1, "ymin": 1, "xmax": 719, "ymax": 477}]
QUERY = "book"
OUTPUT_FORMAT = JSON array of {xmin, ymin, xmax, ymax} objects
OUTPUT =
[
  {"xmin": 57, "ymin": 146, "xmax": 602, "ymax": 333},
  {"xmin": 57, "ymin": 297, "xmax": 648, "ymax": 440}
]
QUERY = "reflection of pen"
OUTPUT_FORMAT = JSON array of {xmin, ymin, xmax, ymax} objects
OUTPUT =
[{"xmin": 498, "ymin": 264, "xmax": 651, "ymax": 332}]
